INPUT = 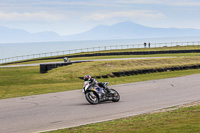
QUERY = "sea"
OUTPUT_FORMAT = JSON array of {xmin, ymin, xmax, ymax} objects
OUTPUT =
[{"xmin": 0, "ymin": 36, "xmax": 200, "ymax": 59}]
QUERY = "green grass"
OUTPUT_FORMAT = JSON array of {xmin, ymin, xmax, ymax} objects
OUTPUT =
[
  {"xmin": 45, "ymin": 56, "xmax": 200, "ymax": 77},
  {"xmin": 1, "ymin": 56, "xmax": 200, "ymax": 99},
  {"xmin": 46, "ymin": 105, "xmax": 200, "ymax": 133},
  {"xmin": 0, "ymin": 66, "xmax": 82, "ymax": 99},
  {"xmin": 70, "ymin": 53, "xmax": 200, "ymax": 61}
]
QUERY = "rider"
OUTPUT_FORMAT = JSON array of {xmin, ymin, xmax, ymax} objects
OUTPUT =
[{"xmin": 83, "ymin": 74, "xmax": 110, "ymax": 93}]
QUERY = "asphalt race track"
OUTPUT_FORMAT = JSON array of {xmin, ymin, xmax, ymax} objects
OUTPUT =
[{"xmin": 0, "ymin": 74, "xmax": 200, "ymax": 133}]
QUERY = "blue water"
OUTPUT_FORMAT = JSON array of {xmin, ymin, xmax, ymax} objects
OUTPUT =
[{"xmin": 0, "ymin": 36, "xmax": 200, "ymax": 59}]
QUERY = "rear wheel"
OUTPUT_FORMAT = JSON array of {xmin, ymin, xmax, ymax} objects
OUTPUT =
[
  {"xmin": 85, "ymin": 92, "xmax": 99, "ymax": 105},
  {"xmin": 110, "ymin": 89, "xmax": 120, "ymax": 102}
]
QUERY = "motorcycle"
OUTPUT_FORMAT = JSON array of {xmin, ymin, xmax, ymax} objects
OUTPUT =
[{"xmin": 82, "ymin": 81, "xmax": 120, "ymax": 105}]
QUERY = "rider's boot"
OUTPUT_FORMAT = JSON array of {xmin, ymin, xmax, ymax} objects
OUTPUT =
[{"xmin": 103, "ymin": 85, "xmax": 111, "ymax": 94}]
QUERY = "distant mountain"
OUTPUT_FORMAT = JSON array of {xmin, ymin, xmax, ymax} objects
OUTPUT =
[
  {"xmin": 64, "ymin": 21, "xmax": 200, "ymax": 40},
  {"xmin": 0, "ymin": 26, "xmax": 61, "ymax": 43},
  {"xmin": 1, "ymin": 21, "xmax": 200, "ymax": 43}
]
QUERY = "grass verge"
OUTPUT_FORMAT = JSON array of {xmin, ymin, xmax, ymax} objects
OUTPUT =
[{"xmin": 46, "ymin": 104, "xmax": 200, "ymax": 133}]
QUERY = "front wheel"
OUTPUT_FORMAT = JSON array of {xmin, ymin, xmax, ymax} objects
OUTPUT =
[
  {"xmin": 110, "ymin": 89, "xmax": 120, "ymax": 102},
  {"xmin": 85, "ymin": 92, "xmax": 99, "ymax": 105}
]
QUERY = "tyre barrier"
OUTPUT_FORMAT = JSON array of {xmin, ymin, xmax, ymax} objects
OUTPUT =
[
  {"xmin": 95, "ymin": 76, "xmax": 101, "ymax": 79},
  {"xmin": 107, "ymin": 74, "xmax": 115, "ymax": 78},
  {"xmin": 79, "ymin": 64, "xmax": 200, "ymax": 79},
  {"xmin": 40, "ymin": 62, "xmax": 73, "ymax": 73},
  {"xmin": 124, "ymin": 71, "xmax": 131, "ymax": 76},
  {"xmin": 112, "ymin": 72, "xmax": 121, "ymax": 77},
  {"xmin": 102, "ymin": 75, "xmax": 108, "ymax": 78},
  {"xmin": 40, "ymin": 61, "xmax": 90, "ymax": 73},
  {"xmin": 78, "ymin": 77, "xmax": 84, "ymax": 80}
]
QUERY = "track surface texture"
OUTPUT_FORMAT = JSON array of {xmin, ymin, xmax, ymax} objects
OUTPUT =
[{"xmin": 0, "ymin": 74, "xmax": 200, "ymax": 133}]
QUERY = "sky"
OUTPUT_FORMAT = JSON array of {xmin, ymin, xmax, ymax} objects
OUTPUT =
[{"xmin": 0, "ymin": 0, "xmax": 200, "ymax": 35}]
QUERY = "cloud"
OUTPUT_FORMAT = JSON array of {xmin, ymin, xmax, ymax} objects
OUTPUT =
[
  {"xmin": 0, "ymin": 1, "xmax": 116, "ymax": 8},
  {"xmin": 117, "ymin": 0, "xmax": 163, "ymax": 4},
  {"xmin": 83, "ymin": 10, "xmax": 166, "ymax": 21},
  {"xmin": 117, "ymin": 0, "xmax": 200, "ymax": 6},
  {"xmin": 0, "ymin": 11, "xmax": 65, "ymax": 22},
  {"xmin": 171, "ymin": 2, "xmax": 200, "ymax": 6}
]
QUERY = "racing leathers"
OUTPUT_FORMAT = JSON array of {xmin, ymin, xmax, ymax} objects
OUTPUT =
[{"xmin": 89, "ymin": 78, "xmax": 110, "ymax": 93}]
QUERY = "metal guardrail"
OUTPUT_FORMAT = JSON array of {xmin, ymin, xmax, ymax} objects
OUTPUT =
[{"xmin": 0, "ymin": 41, "xmax": 200, "ymax": 64}]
